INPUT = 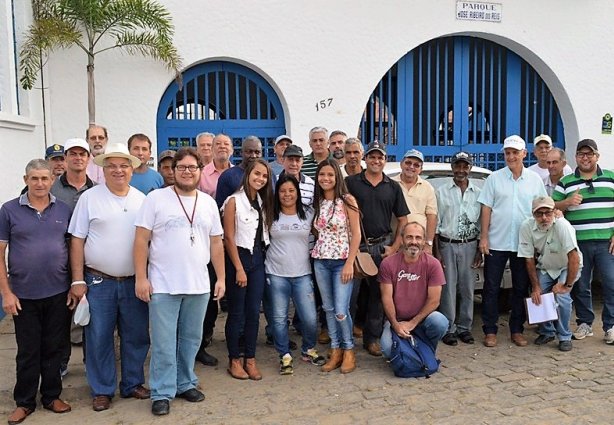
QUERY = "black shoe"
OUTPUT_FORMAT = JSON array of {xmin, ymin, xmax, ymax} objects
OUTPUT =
[
  {"xmin": 176, "ymin": 388, "xmax": 205, "ymax": 403},
  {"xmin": 442, "ymin": 333, "xmax": 458, "ymax": 346},
  {"xmin": 195, "ymin": 349, "xmax": 218, "ymax": 366},
  {"xmin": 152, "ymin": 400, "xmax": 170, "ymax": 416},
  {"xmin": 558, "ymin": 340, "xmax": 573, "ymax": 351},
  {"xmin": 457, "ymin": 331, "xmax": 475, "ymax": 344},
  {"xmin": 534, "ymin": 335, "xmax": 555, "ymax": 345},
  {"xmin": 265, "ymin": 335, "xmax": 274, "ymax": 346},
  {"xmin": 289, "ymin": 340, "xmax": 298, "ymax": 350}
]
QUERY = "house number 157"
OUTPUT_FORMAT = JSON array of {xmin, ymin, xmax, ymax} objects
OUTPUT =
[{"xmin": 315, "ymin": 98, "xmax": 333, "ymax": 111}]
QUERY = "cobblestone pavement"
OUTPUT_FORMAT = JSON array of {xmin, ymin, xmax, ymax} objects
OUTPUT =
[{"xmin": 1, "ymin": 299, "xmax": 612, "ymax": 425}]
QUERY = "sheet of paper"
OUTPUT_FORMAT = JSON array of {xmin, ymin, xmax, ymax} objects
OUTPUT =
[{"xmin": 525, "ymin": 292, "xmax": 559, "ymax": 325}]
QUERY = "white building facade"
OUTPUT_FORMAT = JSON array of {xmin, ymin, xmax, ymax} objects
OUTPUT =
[{"xmin": 2, "ymin": 0, "xmax": 614, "ymax": 202}]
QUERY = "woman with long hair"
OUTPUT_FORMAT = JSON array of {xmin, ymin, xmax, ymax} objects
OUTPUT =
[
  {"xmin": 264, "ymin": 174, "xmax": 324, "ymax": 375},
  {"xmin": 311, "ymin": 159, "xmax": 361, "ymax": 373},
  {"xmin": 222, "ymin": 158, "xmax": 274, "ymax": 380}
]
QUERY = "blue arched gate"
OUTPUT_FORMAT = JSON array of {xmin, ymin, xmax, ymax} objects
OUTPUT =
[
  {"xmin": 156, "ymin": 61, "xmax": 286, "ymax": 163},
  {"xmin": 360, "ymin": 36, "xmax": 564, "ymax": 170}
]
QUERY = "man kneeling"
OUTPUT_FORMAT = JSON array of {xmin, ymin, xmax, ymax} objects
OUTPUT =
[{"xmin": 379, "ymin": 222, "xmax": 448, "ymax": 359}]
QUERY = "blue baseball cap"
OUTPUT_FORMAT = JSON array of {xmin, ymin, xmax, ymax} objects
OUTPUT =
[
  {"xmin": 403, "ymin": 149, "xmax": 424, "ymax": 162},
  {"xmin": 45, "ymin": 144, "xmax": 64, "ymax": 159}
]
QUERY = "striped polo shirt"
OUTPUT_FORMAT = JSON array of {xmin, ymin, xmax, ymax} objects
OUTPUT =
[{"xmin": 552, "ymin": 166, "xmax": 614, "ymax": 241}]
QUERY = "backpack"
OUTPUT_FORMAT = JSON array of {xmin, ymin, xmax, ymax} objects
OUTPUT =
[{"xmin": 388, "ymin": 326, "xmax": 440, "ymax": 378}]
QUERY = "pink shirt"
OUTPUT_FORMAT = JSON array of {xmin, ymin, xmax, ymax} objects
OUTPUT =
[
  {"xmin": 198, "ymin": 161, "xmax": 232, "ymax": 198},
  {"xmin": 86, "ymin": 160, "xmax": 105, "ymax": 184},
  {"xmin": 378, "ymin": 252, "xmax": 445, "ymax": 321}
]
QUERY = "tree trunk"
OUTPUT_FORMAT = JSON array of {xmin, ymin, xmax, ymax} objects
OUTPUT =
[{"xmin": 87, "ymin": 54, "xmax": 95, "ymax": 125}]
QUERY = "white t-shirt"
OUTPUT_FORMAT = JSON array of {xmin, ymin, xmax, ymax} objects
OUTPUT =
[
  {"xmin": 265, "ymin": 209, "xmax": 314, "ymax": 277},
  {"xmin": 135, "ymin": 186, "xmax": 223, "ymax": 294},
  {"xmin": 69, "ymin": 184, "xmax": 145, "ymax": 277}
]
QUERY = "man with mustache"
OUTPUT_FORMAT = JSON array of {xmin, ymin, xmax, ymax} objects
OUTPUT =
[
  {"xmin": 378, "ymin": 221, "xmax": 448, "ymax": 359},
  {"xmin": 518, "ymin": 196, "xmax": 581, "ymax": 352},
  {"xmin": 85, "ymin": 125, "xmax": 108, "ymax": 184},
  {"xmin": 435, "ymin": 152, "xmax": 482, "ymax": 346},
  {"xmin": 328, "ymin": 130, "xmax": 347, "ymax": 165}
]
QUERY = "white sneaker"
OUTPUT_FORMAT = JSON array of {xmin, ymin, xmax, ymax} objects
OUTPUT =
[
  {"xmin": 573, "ymin": 323, "xmax": 593, "ymax": 340},
  {"xmin": 605, "ymin": 327, "xmax": 614, "ymax": 345}
]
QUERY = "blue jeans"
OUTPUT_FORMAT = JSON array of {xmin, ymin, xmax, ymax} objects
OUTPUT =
[
  {"xmin": 537, "ymin": 271, "xmax": 574, "ymax": 341},
  {"xmin": 225, "ymin": 246, "xmax": 266, "ymax": 359},
  {"xmin": 149, "ymin": 293, "xmax": 209, "ymax": 401},
  {"xmin": 380, "ymin": 312, "xmax": 448, "ymax": 358},
  {"xmin": 574, "ymin": 240, "xmax": 614, "ymax": 330},
  {"xmin": 482, "ymin": 250, "xmax": 529, "ymax": 335},
  {"xmin": 438, "ymin": 240, "xmax": 477, "ymax": 333},
  {"xmin": 313, "ymin": 259, "xmax": 354, "ymax": 350},
  {"xmin": 266, "ymin": 274, "xmax": 317, "ymax": 355},
  {"xmin": 84, "ymin": 272, "xmax": 149, "ymax": 397}
]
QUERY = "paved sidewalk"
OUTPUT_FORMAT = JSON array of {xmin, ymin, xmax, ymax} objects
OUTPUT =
[{"xmin": 1, "ymin": 300, "xmax": 613, "ymax": 425}]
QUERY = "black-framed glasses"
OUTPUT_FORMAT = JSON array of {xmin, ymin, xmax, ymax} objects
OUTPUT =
[
  {"xmin": 175, "ymin": 165, "xmax": 201, "ymax": 172},
  {"xmin": 533, "ymin": 210, "xmax": 554, "ymax": 218},
  {"xmin": 576, "ymin": 151, "xmax": 596, "ymax": 159},
  {"xmin": 585, "ymin": 179, "xmax": 595, "ymax": 194}
]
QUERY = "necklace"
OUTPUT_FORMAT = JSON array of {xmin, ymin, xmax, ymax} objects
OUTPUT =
[{"xmin": 173, "ymin": 187, "xmax": 198, "ymax": 246}]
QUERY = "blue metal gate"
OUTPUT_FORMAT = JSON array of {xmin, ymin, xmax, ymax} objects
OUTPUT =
[
  {"xmin": 360, "ymin": 36, "xmax": 564, "ymax": 170},
  {"xmin": 156, "ymin": 61, "xmax": 286, "ymax": 163}
]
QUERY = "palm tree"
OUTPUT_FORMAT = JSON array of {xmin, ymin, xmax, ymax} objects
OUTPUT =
[{"xmin": 20, "ymin": 0, "xmax": 183, "ymax": 124}]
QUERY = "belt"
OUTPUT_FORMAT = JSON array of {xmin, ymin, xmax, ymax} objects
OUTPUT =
[
  {"xmin": 438, "ymin": 236, "xmax": 478, "ymax": 244},
  {"xmin": 367, "ymin": 234, "xmax": 390, "ymax": 244},
  {"xmin": 85, "ymin": 267, "xmax": 134, "ymax": 281}
]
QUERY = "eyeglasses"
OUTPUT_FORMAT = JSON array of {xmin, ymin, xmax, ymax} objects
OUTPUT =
[
  {"xmin": 175, "ymin": 165, "xmax": 201, "ymax": 172},
  {"xmin": 576, "ymin": 151, "xmax": 596, "ymax": 159},
  {"xmin": 103, "ymin": 164, "xmax": 131, "ymax": 171},
  {"xmin": 533, "ymin": 210, "xmax": 554, "ymax": 218}
]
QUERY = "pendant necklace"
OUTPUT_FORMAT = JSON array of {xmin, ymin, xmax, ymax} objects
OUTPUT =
[{"xmin": 174, "ymin": 187, "xmax": 198, "ymax": 246}]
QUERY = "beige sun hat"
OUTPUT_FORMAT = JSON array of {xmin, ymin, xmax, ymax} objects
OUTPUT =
[{"xmin": 93, "ymin": 142, "xmax": 141, "ymax": 168}]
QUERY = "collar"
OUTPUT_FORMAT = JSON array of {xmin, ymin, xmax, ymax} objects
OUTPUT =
[
  {"xmin": 446, "ymin": 177, "xmax": 477, "ymax": 191},
  {"xmin": 574, "ymin": 165, "xmax": 603, "ymax": 178},
  {"xmin": 278, "ymin": 170, "xmax": 307, "ymax": 184},
  {"xmin": 19, "ymin": 192, "xmax": 56, "ymax": 207},
  {"xmin": 59, "ymin": 172, "xmax": 95, "ymax": 189},
  {"xmin": 503, "ymin": 166, "xmax": 530, "ymax": 180},
  {"xmin": 359, "ymin": 170, "xmax": 391, "ymax": 185}
]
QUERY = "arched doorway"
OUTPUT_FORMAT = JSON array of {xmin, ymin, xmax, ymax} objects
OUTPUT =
[
  {"xmin": 359, "ymin": 36, "xmax": 564, "ymax": 170},
  {"xmin": 156, "ymin": 61, "xmax": 286, "ymax": 162}
]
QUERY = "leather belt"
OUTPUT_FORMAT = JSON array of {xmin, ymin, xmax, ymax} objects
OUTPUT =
[
  {"xmin": 85, "ymin": 267, "xmax": 134, "ymax": 281},
  {"xmin": 367, "ymin": 234, "xmax": 390, "ymax": 244},
  {"xmin": 438, "ymin": 236, "xmax": 478, "ymax": 244}
]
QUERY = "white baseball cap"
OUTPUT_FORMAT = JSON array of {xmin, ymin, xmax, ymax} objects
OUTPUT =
[{"xmin": 502, "ymin": 135, "xmax": 526, "ymax": 151}]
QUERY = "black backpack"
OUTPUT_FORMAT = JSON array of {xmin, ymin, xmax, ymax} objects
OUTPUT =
[{"xmin": 388, "ymin": 326, "xmax": 440, "ymax": 378}]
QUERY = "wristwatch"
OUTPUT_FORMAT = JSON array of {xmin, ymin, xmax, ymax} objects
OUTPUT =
[{"xmin": 564, "ymin": 282, "xmax": 574, "ymax": 288}]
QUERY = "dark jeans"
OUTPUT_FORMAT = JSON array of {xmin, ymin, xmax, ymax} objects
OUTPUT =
[
  {"xmin": 482, "ymin": 250, "xmax": 529, "ymax": 335},
  {"xmin": 225, "ymin": 246, "xmax": 266, "ymax": 359},
  {"xmin": 199, "ymin": 262, "xmax": 219, "ymax": 352},
  {"xmin": 361, "ymin": 235, "xmax": 392, "ymax": 345},
  {"xmin": 13, "ymin": 291, "xmax": 71, "ymax": 410}
]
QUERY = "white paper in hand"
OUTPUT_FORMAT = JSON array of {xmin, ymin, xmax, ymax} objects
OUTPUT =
[
  {"xmin": 525, "ymin": 292, "xmax": 558, "ymax": 325},
  {"xmin": 74, "ymin": 294, "xmax": 90, "ymax": 326}
]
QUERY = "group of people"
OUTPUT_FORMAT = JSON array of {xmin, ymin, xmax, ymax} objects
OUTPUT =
[{"xmin": 1, "ymin": 124, "xmax": 613, "ymax": 424}]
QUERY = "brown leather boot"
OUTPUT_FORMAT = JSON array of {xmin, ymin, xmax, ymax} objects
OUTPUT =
[
  {"xmin": 321, "ymin": 348, "xmax": 343, "ymax": 372},
  {"xmin": 227, "ymin": 358, "xmax": 249, "ymax": 380},
  {"xmin": 340, "ymin": 349, "xmax": 356, "ymax": 374},
  {"xmin": 244, "ymin": 358, "xmax": 262, "ymax": 380}
]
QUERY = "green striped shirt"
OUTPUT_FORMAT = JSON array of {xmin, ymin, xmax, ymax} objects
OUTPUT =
[{"xmin": 551, "ymin": 166, "xmax": 614, "ymax": 241}]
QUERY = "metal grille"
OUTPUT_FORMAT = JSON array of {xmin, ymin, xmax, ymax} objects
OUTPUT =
[
  {"xmin": 157, "ymin": 62, "xmax": 285, "ymax": 163},
  {"xmin": 360, "ymin": 36, "xmax": 564, "ymax": 170}
]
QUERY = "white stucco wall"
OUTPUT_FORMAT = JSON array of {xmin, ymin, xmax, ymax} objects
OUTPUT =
[{"xmin": 3, "ymin": 0, "xmax": 614, "ymax": 202}]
